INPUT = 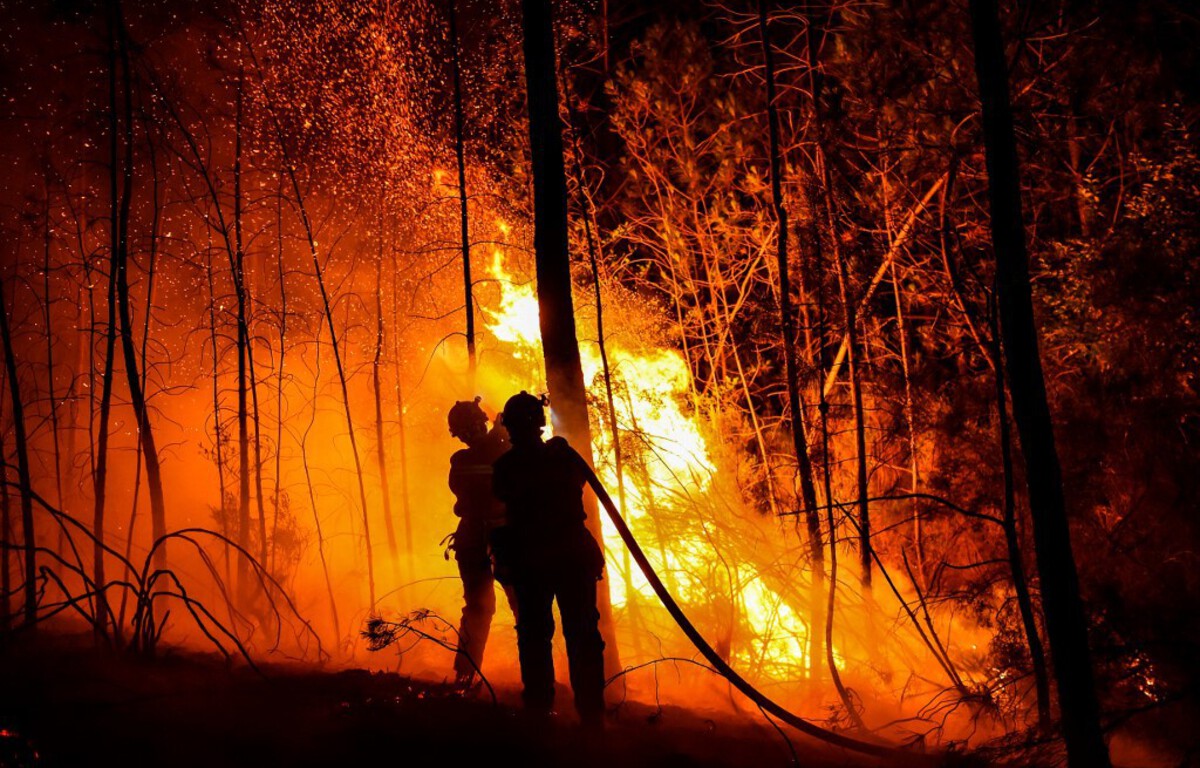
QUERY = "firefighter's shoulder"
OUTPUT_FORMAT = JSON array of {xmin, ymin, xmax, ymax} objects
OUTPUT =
[
  {"xmin": 545, "ymin": 436, "xmax": 582, "ymax": 460},
  {"xmin": 449, "ymin": 447, "xmax": 477, "ymax": 467}
]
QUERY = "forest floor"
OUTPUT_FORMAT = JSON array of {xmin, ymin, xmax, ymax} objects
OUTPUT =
[{"xmin": 0, "ymin": 630, "xmax": 921, "ymax": 768}]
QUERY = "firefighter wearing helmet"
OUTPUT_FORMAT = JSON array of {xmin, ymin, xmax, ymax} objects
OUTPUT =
[
  {"xmin": 491, "ymin": 391, "xmax": 606, "ymax": 728},
  {"xmin": 446, "ymin": 397, "xmax": 514, "ymax": 688}
]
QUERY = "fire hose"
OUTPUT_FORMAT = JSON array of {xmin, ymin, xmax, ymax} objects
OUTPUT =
[{"xmin": 576, "ymin": 458, "xmax": 938, "ymax": 765}]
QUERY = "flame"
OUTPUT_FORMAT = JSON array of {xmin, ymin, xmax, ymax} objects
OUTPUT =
[{"xmin": 481, "ymin": 238, "xmax": 830, "ymax": 677}]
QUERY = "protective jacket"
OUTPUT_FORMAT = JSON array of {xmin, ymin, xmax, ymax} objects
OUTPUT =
[
  {"xmin": 491, "ymin": 436, "xmax": 605, "ymax": 582},
  {"xmin": 448, "ymin": 425, "xmax": 509, "ymax": 550}
]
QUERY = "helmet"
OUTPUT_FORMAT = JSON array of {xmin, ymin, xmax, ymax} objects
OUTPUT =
[
  {"xmin": 501, "ymin": 391, "xmax": 547, "ymax": 433},
  {"xmin": 448, "ymin": 397, "xmax": 488, "ymax": 438}
]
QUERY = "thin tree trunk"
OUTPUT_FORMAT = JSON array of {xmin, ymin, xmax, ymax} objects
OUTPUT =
[
  {"xmin": 880, "ymin": 163, "xmax": 924, "ymax": 583},
  {"xmin": 42, "ymin": 189, "xmax": 65, "ymax": 542},
  {"xmin": 1, "ymin": 363, "xmax": 11, "ymax": 630},
  {"xmin": 890, "ymin": 263, "xmax": 923, "ymax": 579},
  {"xmin": 0, "ymin": 266, "xmax": 36, "ymax": 628},
  {"xmin": 968, "ymin": 1, "xmax": 1110, "ymax": 764},
  {"xmin": 91, "ymin": 7, "xmax": 125, "ymax": 642},
  {"xmin": 65, "ymin": 281, "xmax": 84, "ymax": 531},
  {"xmin": 808, "ymin": 152, "xmax": 864, "ymax": 730},
  {"xmin": 759, "ymin": 0, "xmax": 826, "ymax": 678},
  {"xmin": 389, "ymin": 261, "xmax": 413, "ymax": 567},
  {"xmin": 114, "ymin": 7, "xmax": 167, "ymax": 571},
  {"xmin": 521, "ymin": 0, "xmax": 618, "ymax": 673},
  {"xmin": 830, "ymin": 199, "xmax": 871, "ymax": 590},
  {"xmin": 206, "ymin": 227, "xmax": 230, "ymax": 585},
  {"xmin": 374, "ymin": 196, "xmax": 399, "ymax": 573},
  {"xmin": 233, "ymin": 64, "xmax": 253, "ymax": 600},
  {"xmin": 271, "ymin": 176, "xmax": 287, "ymax": 578},
  {"xmin": 990, "ymin": 291, "xmax": 1052, "ymax": 733},
  {"xmin": 449, "ymin": 0, "xmax": 476, "ymax": 391},
  {"xmin": 118, "ymin": 91, "xmax": 162, "ymax": 633},
  {"xmin": 248, "ymin": 314, "xmax": 268, "ymax": 571},
  {"xmin": 303, "ymin": 326, "xmax": 341, "ymax": 638}
]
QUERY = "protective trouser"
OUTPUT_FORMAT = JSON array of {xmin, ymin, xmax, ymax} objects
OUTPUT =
[
  {"xmin": 513, "ymin": 569, "xmax": 605, "ymax": 724},
  {"xmin": 454, "ymin": 543, "xmax": 513, "ymax": 678}
]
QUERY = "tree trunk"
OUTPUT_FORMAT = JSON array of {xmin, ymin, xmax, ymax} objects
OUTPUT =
[
  {"xmin": 374, "ymin": 198, "xmax": 399, "ymax": 573},
  {"xmin": 113, "ymin": 8, "xmax": 167, "ymax": 571},
  {"xmin": 831, "ymin": 207, "xmax": 871, "ymax": 590},
  {"xmin": 0, "ymin": 387, "xmax": 9, "ymax": 631},
  {"xmin": 390, "ymin": 265, "xmax": 414, "ymax": 568},
  {"xmin": 0, "ymin": 267, "xmax": 36, "ymax": 628},
  {"xmin": 242, "ymin": 181, "xmax": 267, "ymax": 578},
  {"xmin": 92, "ymin": 5, "xmax": 124, "ymax": 641},
  {"xmin": 205, "ymin": 226, "xmax": 230, "ymax": 585},
  {"xmin": 118, "ymin": 96, "xmax": 163, "ymax": 633},
  {"xmin": 520, "ymin": 0, "xmax": 618, "ymax": 673},
  {"xmin": 234, "ymin": 64, "xmax": 253, "ymax": 599},
  {"xmin": 41, "ymin": 189, "xmax": 65, "ymax": 534},
  {"xmin": 968, "ymin": 1, "xmax": 1110, "ymax": 764},
  {"xmin": 449, "ymin": 0, "xmax": 476, "ymax": 391},
  {"xmin": 303, "ymin": 326, "xmax": 342, "ymax": 639},
  {"xmin": 758, "ymin": 0, "xmax": 826, "ymax": 678},
  {"xmin": 272, "ymin": 177, "xmax": 288, "ymax": 579},
  {"xmin": 990, "ymin": 292, "xmax": 1052, "ymax": 733}
]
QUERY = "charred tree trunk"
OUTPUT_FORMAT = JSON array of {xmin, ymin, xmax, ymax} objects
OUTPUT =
[
  {"xmin": 390, "ymin": 268, "xmax": 414, "ymax": 567},
  {"xmin": 990, "ymin": 291, "xmax": 1052, "ymax": 733},
  {"xmin": 303, "ymin": 327, "xmax": 341, "ymax": 639},
  {"xmin": 272, "ymin": 178, "xmax": 287, "ymax": 578},
  {"xmin": 449, "ymin": 0, "xmax": 476, "ymax": 391},
  {"xmin": 41, "ymin": 188, "xmax": 65, "ymax": 530},
  {"xmin": 758, "ymin": 0, "xmax": 826, "ymax": 678},
  {"xmin": 968, "ymin": 1, "xmax": 1110, "ymax": 764},
  {"xmin": 520, "ymin": 0, "xmax": 618, "ymax": 672},
  {"xmin": 374, "ymin": 198, "xmax": 399, "ymax": 572},
  {"xmin": 91, "ymin": 6, "xmax": 124, "ymax": 642},
  {"xmin": 1, "ymin": 365, "xmax": 9, "ymax": 631},
  {"xmin": 248, "ymin": 321, "xmax": 268, "ymax": 572},
  {"xmin": 0, "ymin": 269, "xmax": 35, "ymax": 628},
  {"xmin": 206, "ymin": 227, "xmax": 230, "ymax": 584},
  {"xmin": 234, "ymin": 65, "xmax": 254, "ymax": 600},
  {"xmin": 0, "ymin": 387, "xmax": 9, "ymax": 631},
  {"xmin": 879, "ymin": 161, "xmax": 924, "ymax": 584},
  {"xmin": 114, "ymin": 7, "xmax": 167, "ymax": 571},
  {"xmin": 828, "ymin": 198, "xmax": 871, "ymax": 591},
  {"xmin": 798, "ymin": 4, "xmax": 870, "ymax": 590},
  {"xmin": 118, "ymin": 99, "xmax": 163, "ymax": 632}
]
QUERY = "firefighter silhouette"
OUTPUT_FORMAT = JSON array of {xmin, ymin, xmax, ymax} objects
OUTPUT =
[
  {"xmin": 446, "ymin": 397, "xmax": 515, "ymax": 688},
  {"xmin": 491, "ymin": 391, "xmax": 606, "ymax": 727}
]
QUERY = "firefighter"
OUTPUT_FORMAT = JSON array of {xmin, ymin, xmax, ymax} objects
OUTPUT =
[
  {"xmin": 491, "ymin": 391, "xmax": 606, "ymax": 728},
  {"xmin": 446, "ymin": 397, "xmax": 513, "ymax": 688}
]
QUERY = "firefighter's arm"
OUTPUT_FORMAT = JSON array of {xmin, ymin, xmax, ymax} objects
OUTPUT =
[
  {"xmin": 547, "ymin": 437, "xmax": 587, "ymax": 489},
  {"xmin": 490, "ymin": 454, "xmax": 512, "ymax": 504},
  {"xmin": 448, "ymin": 450, "xmax": 470, "ymax": 515}
]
